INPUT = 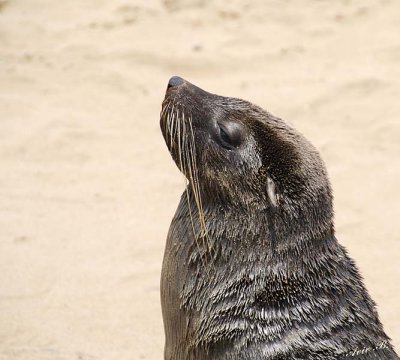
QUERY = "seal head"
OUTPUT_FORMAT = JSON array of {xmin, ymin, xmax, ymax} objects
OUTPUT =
[{"xmin": 161, "ymin": 77, "xmax": 332, "ymax": 239}]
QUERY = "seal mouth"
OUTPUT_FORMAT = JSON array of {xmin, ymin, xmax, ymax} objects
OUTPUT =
[
  {"xmin": 160, "ymin": 76, "xmax": 211, "ymax": 251},
  {"xmin": 160, "ymin": 77, "xmax": 191, "ymax": 161},
  {"xmin": 160, "ymin": 76, "xmax": 214, "ymax": 154},
  {"xmin": 160, "ymin": 77, "xmax": 203, "ymax": 197},
  {"xmin": 160, "ymin": 76, "xmax": 204, "ymax": 171}
]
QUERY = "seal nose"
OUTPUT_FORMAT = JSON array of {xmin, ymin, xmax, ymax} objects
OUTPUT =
[{"xmin": 167, "ymin": 76, "xmax": 185, "ymax": 89}]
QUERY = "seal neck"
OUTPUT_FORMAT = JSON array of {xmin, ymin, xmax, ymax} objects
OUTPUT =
[{"xmin": 183, "ymin": 187, "xmax": 335, "ymax": 264}]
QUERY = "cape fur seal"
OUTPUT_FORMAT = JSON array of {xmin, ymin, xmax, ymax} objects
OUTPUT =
[{"xmin": 159, "ymin": 76, "xmax": 399, "ymax": 359}]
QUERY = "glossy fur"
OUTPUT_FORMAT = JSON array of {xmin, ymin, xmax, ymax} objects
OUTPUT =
[{"xmin": 159, "ymin": 77, "xmax": 399, "ymax": 360}]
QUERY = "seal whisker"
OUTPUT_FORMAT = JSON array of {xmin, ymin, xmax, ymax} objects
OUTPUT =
[
  {"xmin": 183, "ymin": 113, "xmax": 213, "ymax": 270},
  {"xmin": 165, "ymin": 111, "xmax": 171, "ymax": 148},
  {"xmin": 169, "ymin": 105, "xmax": 176, "ymax": 150},
  {"xmin": 188, "ymin": 116, "xmax": 213, "ymax": 260},
  {"xmin": 162, "ymin": 103, "xmax": 170, "ymax": 141},
  {"xmin": 160, "ymin": 99, "xmax": 171, "ymax": 122},
  {"xmin": 176, "ymin": 108, "xmax": 184, "ymax": 173},
  {"xmin": 181, "ymin": 113, "xmax": 209, "ymax": 270}
]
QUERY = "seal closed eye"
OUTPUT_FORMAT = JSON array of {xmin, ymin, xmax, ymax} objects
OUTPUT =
[
  {"xmin": 159, "ymin": 76, "xmax": 399, "ymax": 360},
  {"xmin": 217, "ymin": 121, "xmax": 244, "ymax": 149}
]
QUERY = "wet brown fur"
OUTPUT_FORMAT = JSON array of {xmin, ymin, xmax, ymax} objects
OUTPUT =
[{"xmin": 159, "ymin": 77, "xmax": 399, "ymax": 360}]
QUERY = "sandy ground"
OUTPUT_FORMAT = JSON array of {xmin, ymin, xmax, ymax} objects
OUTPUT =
[{"xmin": 0, "ymin": 0, "xmax": 399, "ymax": 359}]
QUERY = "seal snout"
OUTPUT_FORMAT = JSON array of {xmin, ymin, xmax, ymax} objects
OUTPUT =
[{"xmin": 167, "ymin": 76, "xmax": 185, "ymax": 89}]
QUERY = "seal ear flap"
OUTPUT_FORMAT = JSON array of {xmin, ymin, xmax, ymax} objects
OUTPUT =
[{"xmin": 267, "ymin": 176, "xmax": 278, "ymax": 207}]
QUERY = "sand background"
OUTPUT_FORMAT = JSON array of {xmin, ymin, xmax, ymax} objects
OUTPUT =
[{"xmin": 0, "ymin": 0, "xmax": 399, "ymax": 359}]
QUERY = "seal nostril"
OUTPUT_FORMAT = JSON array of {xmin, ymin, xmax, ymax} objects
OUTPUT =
[{"xmin": 168, "ymin": 76, "xmax": 185, "ymax": 89}]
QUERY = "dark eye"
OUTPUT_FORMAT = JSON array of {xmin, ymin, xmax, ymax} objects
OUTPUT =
[
  {"xmin": 218, "ymin": 122, "xmax": 243, "ymax": 149},
  {"xmin": 220, "ymin": 127, "xmax": 231, "ymax": 144}
]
